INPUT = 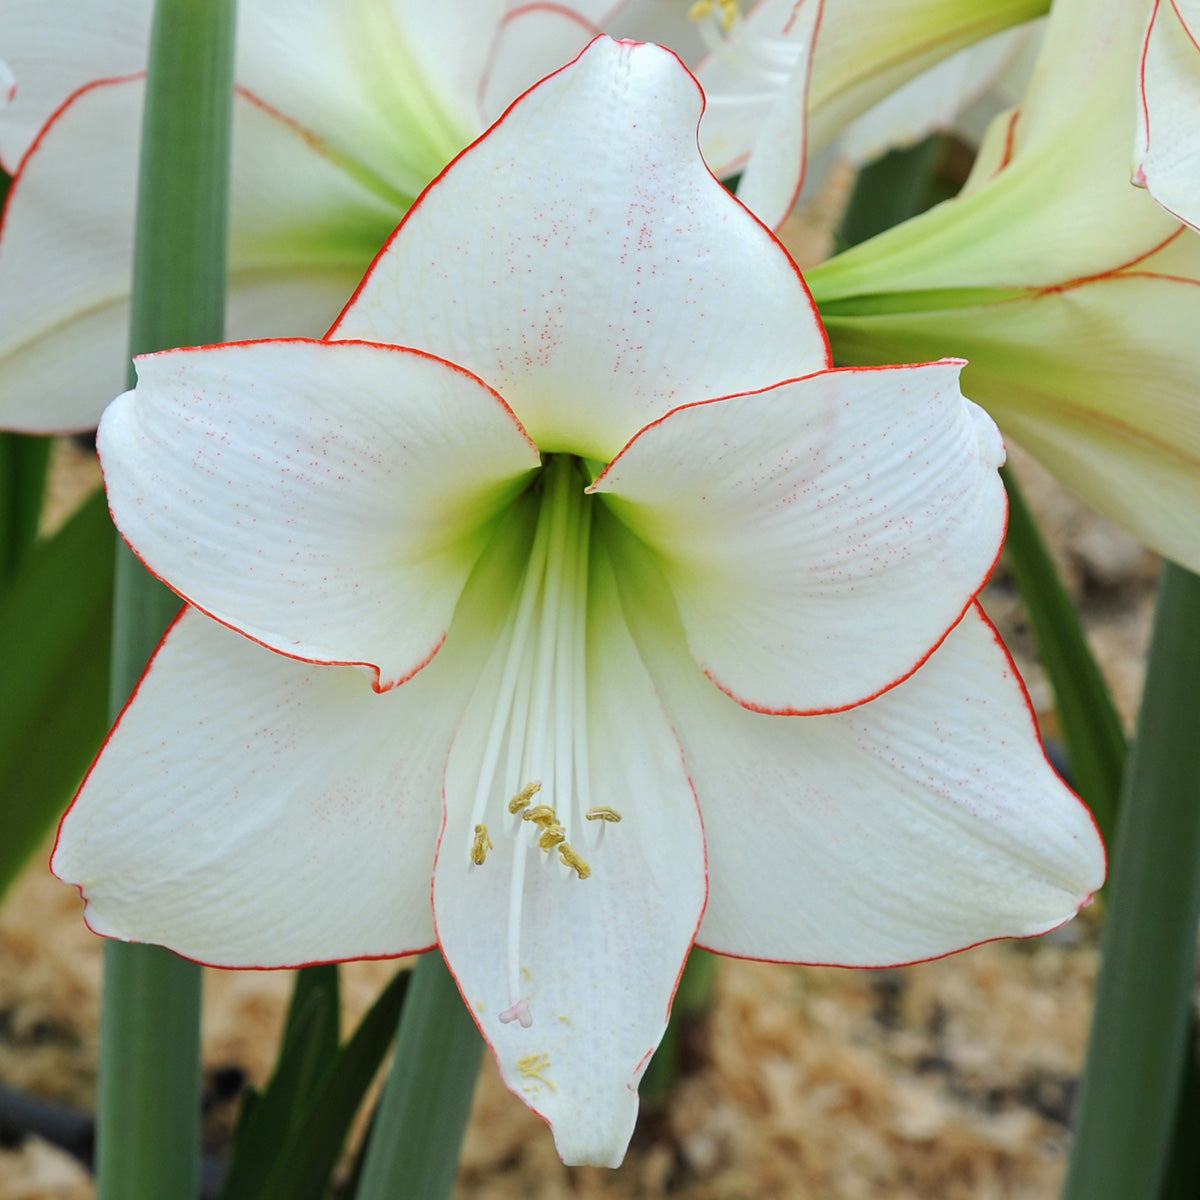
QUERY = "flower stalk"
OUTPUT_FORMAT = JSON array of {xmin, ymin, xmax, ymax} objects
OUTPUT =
[{"xmin": 97, "ymin": 0, "xmax": 235, "ymax": 1196}]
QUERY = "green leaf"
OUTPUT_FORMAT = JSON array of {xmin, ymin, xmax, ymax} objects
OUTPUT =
[
  {"xmin": 0, "ymin": 489, "xmax": 113, "ymax": 899},
  {"xmin": 354, "ymin": 952, "xmax": 482, "ymax": 1200},
  {"xmin": 1062, "ymin": 564, "xmax": 1200, "ymax": 1200},
  {"xmin": 220, "ymin": 966, "xmax": 341, "ymax": 1200},
  {"xmin": 1001, "ymin": 466, "xmax": 1126, "ymax": 845},
  {"xmin": 1159, "ymin": 1014, "xmax": 1200, "ymax": 1200},
  {"xmin": 836, "ymin": 134, "xmax": 949, "ymax": 251},
  {"xmin": 247, "ymin": 965, "xmax": 411, "ymax": 1200},
  {"xmin": 0, "ymin": 433, "xmax": 53, "ymax": 584}
]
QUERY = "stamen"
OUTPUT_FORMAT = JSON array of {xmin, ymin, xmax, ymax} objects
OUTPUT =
[
  {"xmin": 470, "ymin": 824, "xmax": 494, "ymax": 865},
  {"xmin": 537, "ymin": 824, "xmax": 566, "ymax": 852},
  {"xmin": 522, "ymin": 804, "xmax": 560, "ymax": 828},
  {"xmin": 558, "ymin": 842, "xmax": 591, "ymax": 879},
  {"xmin": 508, "ymin": 780, "xmax": 542, "ymax": 815},
  {"xmin": 586, "ymin": 807, "xmax": 622, "ymax": 823},
  {"xmin": 689, "ymin": 0, "xmax": 741, "ymax": 32}
]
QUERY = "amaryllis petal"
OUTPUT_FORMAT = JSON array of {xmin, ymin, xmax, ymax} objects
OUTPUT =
[
  {"xmin": 837, "ymin": 22, "xmax": 1035, "ymax": 166},
  {"xmin": 478, "ymin": 3, "xmax": 607, "ymax": 125},
  {"xmin": 434, "ymin": 542, "xmax": 705, "ymax": 1167},
  {"xmin": 697, "ymin": 0, "xmax": 819, "ymax": 229},
  {"xmin": 0, "ymin": 0, "xmax": 152, "ymax": 170},
  {"xmin": 332, "ymin": 37, "xmax": 829, "ymax": 460},
  {"xmin": 613, "ymin": 539, "xmax": 1103, "ymax": 966},
  {"xmin": 0, "ymin": 77, "xmax": 398, "ymax": 433},
  {"xmin": 1136, "ymin": 0, "xmax": 1200, "ymax": 231},
  {"xmin": 52, "ymin": 511, "xmax": 536, "ymax": 967},
  {"xmin": 51, "ymin": 610, "xmax": 442, "ymax": 966},
  {"xmin": 593, "ymin": 360, "xmax": 1005, "ymax": 714},
  {"xmin": 100, "ymin": 339, "xmax": 539, "ymax": 688},
  {"xmin": 808, "ymin": 0, "xmax": 1200, "ymax": 572}
]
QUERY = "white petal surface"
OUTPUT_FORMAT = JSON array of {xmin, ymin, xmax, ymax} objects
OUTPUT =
[
  {"xmin": 478, "ymin": 4, "xmax": 604, "ymax": 125},
  {"xmin": 334, "ymin": 36, "xmax": 828, "ymax": 461},
  {"xmin": 234, "ymin": 0, "xmax": 478, "ymax": 201},
  {"xmin": 699, "ymin": 0, "xmax": 819, "ymax": 229},
  {"xmin": 100, "ymin": 339, "xmax": 539, "ymax": 688},
  {"xmin": 52, "ymin": 513, "xmax": 532, "ymax": 967},
  {"xmin": 1136, "ymin": 0, "xmax": 1200, "ymax": 231},
  {"xmin": 594, "ymin": 361, "xmax": 1005, "ymax": 714},
  {"xmin": 434, "ymin": 541, "xmax": 706, "ymax": 1167},
  {"xmin": 613, "ymin": 537, "xmax": 1104, "ymax": 966},
  {"xmin": 838, "ymin": 24, "xmax": 1032, "ymax": 166},
  {"xmin": 0, "ymin": 0, "xmax": 152, "ymax": 170},
  {"xmin": 0, "ymin": 77, "xmax": 400, "ymax": 433},
  {"xmin": 819, "ymin": 234, "xmax": 1200, "ymax": 573}
]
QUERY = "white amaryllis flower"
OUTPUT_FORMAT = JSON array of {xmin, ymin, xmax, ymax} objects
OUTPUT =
[
  {"xmin": 807, "ymin": 0, "xmax": 1200, "ymax": 575},
  {"xmin": 0, "ymin": 0, "xmax": 519, "ymax": 432},
  {"xmin": 51, "ymin": 39, "xmax": 1103, "ymax": 1166},
  {"xmin": 0, "ymin": 0, "xmax": 1048, "ymax": 432},
  {"xmin": 1135, "ymin": 0, "xmax": 1200, "ymax": 230}
]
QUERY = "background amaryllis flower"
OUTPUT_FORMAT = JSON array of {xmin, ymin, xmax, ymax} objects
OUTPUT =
[
  {"xmin": 1135, "ymin": 0, "xmax": 1200, "ymax": 230},
  {"xmin": 49, "ymin": 38, "xmax": 1103, "ymax": 1167},
  {"xmin": 1, "ymin": 0, "xmax": 1047, "ymax": 432},
  {"xmin": 807, "ymin": 0, "xmax": 1200, "ymax": 575}
]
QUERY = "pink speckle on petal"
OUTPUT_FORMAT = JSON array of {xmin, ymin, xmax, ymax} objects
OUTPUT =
[{"xmin": 499, "ymin": 997, "xmax": 533, "ymax": 1028}]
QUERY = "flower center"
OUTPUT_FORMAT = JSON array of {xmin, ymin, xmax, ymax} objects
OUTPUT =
[{"xmin": 463, "ymin": 455, "xmax": 620, "ymax": 1028}]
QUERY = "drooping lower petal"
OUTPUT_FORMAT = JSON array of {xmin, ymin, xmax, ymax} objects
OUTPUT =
[
  {"xmin": 0, "ymin": 76, "xmax": 398, "ymax": 434},
  {"xmin": 52, "ymin": 509, "xmax": 535, "ymax": 967},
  {"xmin": 100, "ymin": 338, "xmax": 540, "ymax": 688},
  {"xmin": 333, "ymin": 36, "xmax": 829, "ymax": 461},
  {"xmin": 433, "ymin": 477, "xmax": 706, "ymax": 1167},
  {"xmin": 613, "ymin": 532, "xmax": 1104, "ymax": 967},
  {"xmin": 593, "ymin": 360, "xmax": 1005, "ymax": 714}
]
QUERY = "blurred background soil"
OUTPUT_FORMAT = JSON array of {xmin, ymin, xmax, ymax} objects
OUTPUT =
[{"xmin": 0, "ymin": 174, "xmax": 1162, "ymax": 1197}]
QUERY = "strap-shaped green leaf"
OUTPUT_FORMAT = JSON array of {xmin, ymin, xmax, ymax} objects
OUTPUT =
[
  {"xmin": 221, "ymin": 966, "xmax": 341, "ymax": 1200},
  {"xmin": 239, "ymin": 966, "xmax": 411, "ymax": 1200},
  {"xmin": 0, "ymin": 488, "xmax": 112, "ymax": 899},
  {"xmin": 1063, "ymin": 564, "xmax": 1200, "ymax": 1199},
  {"xmin": 1002, "ymin": 465, "xmax": 1126, "ymax": 845},
  {"xmin": 0, "ymin": 432, "xmax": 53, "ymax": 585}
]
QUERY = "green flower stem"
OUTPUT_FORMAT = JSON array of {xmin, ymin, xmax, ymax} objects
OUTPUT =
[
  {"xmin": 97, "ymin": 2, "xmax": 236, "ymax": 1198},
  {"xmin": 355, "ymin": 952, "xmax": 484, "ymax": 1200},
  {"xmin": 1062, "ymin": 564, "xmax": 1200, "ymax": 1200},
  {"xmin": 1001, "ymin": 466, "xmax": 1126, "ymax": 845}
]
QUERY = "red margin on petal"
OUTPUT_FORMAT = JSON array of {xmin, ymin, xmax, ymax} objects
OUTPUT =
[
  {"xmin": 591, "ymin": 357, "xmax": 992, "ymax": 717},
  {"xmin": 100, "ymin": 336, "xmax": 538, "ymax": 694},
  {"xmin": 429, "ymin": 646, "xmax": 711, "ymax": 1148},
  {"xmin": 327, "ymin": 35, "xmax": 831, "ymax": 368},
  {"xmin": 695, "ymin": 601, "xmax": 1107, "ymax": 970},
  {"xmin": 50, "ymin": 606, "xmax": 441, "ymax": 971}
]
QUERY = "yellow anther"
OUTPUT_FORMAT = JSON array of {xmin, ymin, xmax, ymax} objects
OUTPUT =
[
  {"xmin": 517, "ymin": 1053, "xmax": 557, "ymax": 1092},
  {"xmin": 522, "ymin": 804, "xmax": 560, "ymax": 828},
  {"xmin": 470, "ymin": 824, "xmax": 494, "ymax": 866},
  {"xmin": 508, "ymin": 780, "xmax": 542, "ymax": 814},
  {"xmin": 558, "ymin": 841, "xmax": 591, "ymax": 880},
  {"xmin": 585, "ymin": 806, "xmax": 622, "ymax": 823},
  {"xmin": 688, "ymin": 0, "xmax": 740, "ymax": 31},
  {"xmin": 538, "ymin": 824, "xmax": 566, "ymax": 852}
]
